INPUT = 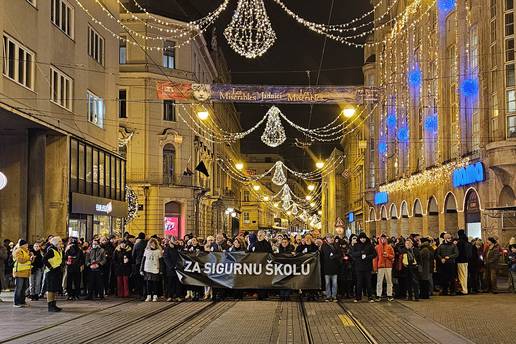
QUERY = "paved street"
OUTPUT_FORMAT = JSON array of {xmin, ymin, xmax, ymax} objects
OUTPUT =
[{"xmin": 0, "ymin": 294, "xmax": 514, "ymax": 344}]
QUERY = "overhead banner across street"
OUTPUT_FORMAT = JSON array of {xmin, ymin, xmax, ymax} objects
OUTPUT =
[
  {"xmin": 157, "ymin": 82, "xmax": 379, "ymax": 104},
  {"xmin": 176, "ymin": 252, "xmax": 321, "ymax": 290}
]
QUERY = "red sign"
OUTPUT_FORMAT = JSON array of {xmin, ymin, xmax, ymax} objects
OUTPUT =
[{"xmin": 164, "ymin": 216, "xmax": 179, "ymax": 237}]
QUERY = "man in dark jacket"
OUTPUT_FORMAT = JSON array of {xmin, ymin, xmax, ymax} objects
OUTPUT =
[
  {"xmin": 419, "ymin": 238, "xmax": 434, "ymax": 299},
  {"xmin": 163, "ymin": 238, "xmax": 182, "ymax": 301},
  {"xmin": 132, "ymin": 232, "xmax": 147, "ymax": 297},
  {"xmin": 435, "ymin": 233, "xmax": 459, "ymax": 295},
  {"xmin": 85, "ymin": 239, "xmax": 107, "ymax": 300},
  {"xmin": 321, "ymin": 234, "xmax": 341, "ymax": 301},
  {"xmin": 456, "ymin": 229, "xmax": 472, "ymax": 295},
  {"xmin": 351, "ymin": 232, "xmax": 377, "ymax": 302},
  {"xmin": 249, "ymin": 230, "xmax": 272, "ymax": 253},
  {"xmin": 64, "ymin": 238, "xmax": 85, "ymax": 300}
]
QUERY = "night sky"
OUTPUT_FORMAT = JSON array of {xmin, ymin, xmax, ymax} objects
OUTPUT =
[{"xmin": 141, "ymin": 0, "xmax": 372, "ymax": 169}]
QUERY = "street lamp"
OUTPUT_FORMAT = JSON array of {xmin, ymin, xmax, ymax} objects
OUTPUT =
[
  {"xmin": 342, "ymin": 106, "xmax": 356, "ymax": 118},
  {"xmin": 316, "ymin": 161, "xmax": 324, "ymax": 169},
  {"xmin": 0, "ymin": 172, "xmax": 7, "ymax": 190},
  {"xmin": 235, "ymin": 162, "xmax": 244, "ymax": 170},
  {"xmin": 197, "ymin": 111, "xmax": 209, "ymax": 120},
  {"xmin": 307, "ymin": 184, "xmax": 315, "ymax": 191},
  {"xmin": 253, "ymin": 185, "xmax": 261, "ymax": 191}
]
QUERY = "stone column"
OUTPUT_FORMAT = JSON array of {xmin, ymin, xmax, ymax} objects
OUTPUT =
[{"xmin": 27, "ymin": 129, "xmax": 46, "ymax": 241}]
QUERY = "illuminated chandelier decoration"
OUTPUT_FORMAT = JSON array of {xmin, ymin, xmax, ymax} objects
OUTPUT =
[
  {"xmin": 291, "ymin": 203, "xmax": 299, "ymax": 215},
  {"xmin": 261, "ymin": 106, "xmax": 286, "ymax": 147},
  {"xmin": 223, "ymin": 0, "xmax": 277, "ymax": 59},
  {"xmin": 271, "ymin": 161, "xmax": 287, "ymax": 186}
]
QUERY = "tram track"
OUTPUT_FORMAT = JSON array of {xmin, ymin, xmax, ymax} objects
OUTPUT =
[
  {"xmin": 337, "ymin": 302, "xmax": 378, "ymax": 344},
  {"xmin": 298, "ymin": 298, "xmax": 315, "ymax": 344}
]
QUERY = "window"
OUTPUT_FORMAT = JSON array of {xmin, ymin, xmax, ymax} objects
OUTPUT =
[
  {"xmin": 491, "ymin": 94, "xmax": 499, "ymax": 140},
  {"xmin": 243, "ymin": 191, "xmax": 250, "ymax": 202},
  {"xmin": 163, "ymin": 144, "xmax": 175, "ymax": 184},
  {"xmin": 243, "ymin": 212, "xmax": 250, "ymax": 223},
  {"xmin": 119, "ymin": 89, "xmax": 127, "ymax": 118},
  {"xmin": 2, "ymin": 35, "xmax": 35, "ymax": 90},
  {"xmin": 119, "ymin": 36, "xmax": 126, "ymax": 64},
  {"xmin": 88, "ymin": 26, "xmax": 104, "ymax": 65},
  {"xmin": 163, "ymin": 40, "xmax": 175, "ymax": 68},
  {"xmin": 50, "ymin": 66, "xmax": 73, "ymax": 110},
  {"xmin": 163, "ymin": 100, "xmax": 176, "ymax": 121},
  {"xmin": 470, "ymin": 25, "xmax": 479, "ymax": 72},
  {"xmin": 51, "ymin": 0, "xmax": 74, "ymax": 38},
  {"xmin": 87, "ymin": 90, "xmax": 104, "ymax": 128},
  {"xmin": 508, "ymin": 115, "xmax": 516, "ymax": 137}
]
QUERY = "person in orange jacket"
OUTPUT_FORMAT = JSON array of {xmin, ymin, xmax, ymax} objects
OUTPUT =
[{"xmin": 373, "ymin": 234, "xmax": 395, "ymax": 301}]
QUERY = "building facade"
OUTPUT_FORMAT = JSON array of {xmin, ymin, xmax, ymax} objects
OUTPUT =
[
  {"xmin": 0, "ymin": 0, "xmax": 125, "ymax": 242},
  {"xmin": 119, "ymin": 12, "xmax": 242, "ymax": 239},
  {"xmin": 366, "ymin": 0, "xmax": 516, "ymax": 244}
]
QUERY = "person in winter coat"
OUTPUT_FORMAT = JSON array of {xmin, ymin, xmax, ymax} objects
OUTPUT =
[
  {"xmin": 321, "ymin": 234, "xmax": 341, "ymax": 301},
  {"xmin": 337, "ymin": 240, "xmax": 353, "ymax": 299},
  {"xmin": 0, "ymin": 240, "xmax": 8, "ymax": 292},
  {"xmin": 351, "ymin": 232, "xmax": 377, "ymax": 302},
  {"xmin": 29, "ymin": 241, "xmax": 44, "ymax": 300},
  {"xmin": 435, "ymin": 233, "xmax": 459, "ymax": 295},
  {"xmin": 64, "ymin": 238, "xmax": 85, "ymax": 300},
  {"xmin": 401, "ymin": 238, "xmax": 421, "ymax": 301},
  {"xmin": 456, "ymin": 229, "xmax": 472, "ymax": 295},
  {"xmin": 295, "ymin": 235, "xmax": 318, "ymax": 254},
  {"xmin": 163, "ymin": 238, "xmax": 182, "ymax": 301},
  {"xmin": 249, "ymin": 230, "xmax": 273, "ymax": 253},
  {"xmin": 508, "ymin": 244, "xmax": 516, "ymax": 292},
  {"xmin": 132, "ymin": 232, "xmax": 147, "ymax": 297},
  {"xmin": 85, "ymin": 238, "xmax": 107, "ymax": 300},
  {"xmin": 468, "ymin": 239, "xmax": 484, "ymax": 293},
  {"xmin": 12, "ymin": 240, "xmax": 31, "ymax": 307},
  {"xmin": 140, "ymin": 238, "xmax": 163, "ymax": 302},
  {"xmin": 43, "ymin": 236, "xmax": 63, "ymax": 312},
  {"xmin": 113, "ymin": 241, "xmax": 132, "ymax": 298},
  {"xmin": 484, "ymin": 237, "xmax": 500, "ymax": 293},
  {"xmin": 418, "ymin": 238, "xmax": 434, "ymax": 299},
  {"xmin": 278, "ymin": 237, "xmax": 295, "ymax": 255},
  {"xmin": 373, "ymin": 234, "xmax": 395, "ymax": 301}
]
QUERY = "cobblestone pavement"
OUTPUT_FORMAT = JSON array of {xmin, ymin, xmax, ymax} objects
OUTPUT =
[
  {"xmin": 0, "ymin": 293, "xmax": 513, "ymax": 344},
  {"xmin": 398, "ymin": 293, "xmax": 516, "ymax": 344}
]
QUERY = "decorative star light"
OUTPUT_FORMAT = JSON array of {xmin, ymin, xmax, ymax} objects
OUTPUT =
[
  {"xmin": 424, "ymin": 113, "xmax": 438, "ymax": 133},
  {"xmin": 397, "ymin": 125, "xmax": 409, "ymax": 143},
  {"xmin": 437, "ymin": 0, "xmax": 457, "ymax": 13},
  {"xmin": 408, "ymin": 68, "xmax": 422, "ymax": 89},
  {"xmin": 271, "ymin": 161, "xmax": 287, "ymax": 186},
  {"xmin": 223, "ymin": 0, "xmax": 276, "ymax": 59},
  {"xmin": 378, "ymin": 139, "xmax": 388, "ymax": 154},
  {"xmin": 261, "ymin": 106, "xmax": 286, "ymax": 147},
  {"xmin": 460, "ymin": 78, "xmax": 479, "ymax": 98},
  {"xmin": 386, "ymin": 113, "xmax": 397, "ymax": 130}
]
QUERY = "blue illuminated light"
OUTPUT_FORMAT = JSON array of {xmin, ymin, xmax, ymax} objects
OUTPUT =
[
  {"xmin": 438, "ymin": 0, "xmax": 456, "ymax": 13},
  {"xmin": 408, "ymin": 68, "xmax": 422, "ymax": 89},
  {"xmin": 374, "ymin": 192, "xmax": 388, "ymax": 205},
  {"xmin": 424, "ymin": 114, "xmax": 438, "ymax": 133},
  {"xmin": 347, "ymin": 212, "xmax": 355, "ymax": 223},
  {"xmin": 386, "ymin": 113, "xmax": 397, "ymax": 130},
  {"xmin": 460, "ymin": 78, "xmax": 479, "ymax": 98},
  {"xmin": 452, "ymin": 162, "xmax": 485, "ymax": 188},
  {"xmin": 378, "ymin": 140, "xmax": 387, "ymax": 154},
  {"xmin": 397, "ymin": 126, "xmax": 409, "ymax": 143}
]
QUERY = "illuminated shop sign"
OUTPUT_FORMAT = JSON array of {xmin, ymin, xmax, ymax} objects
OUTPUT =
[
  {"xmin": 452, "ymin": 162, "xmax": 485, "ymax": 188},
  {"xmin": 164, "ymin": 216, "xmax": 179, "ymax": 237},
  {"xmin": 95, "ymin": 202, "xmax": 113, "ymax": 214},
  {"xmin": 347, "ymin": 212, "xmax": 355, "ymax": 223},
  {"xmin": 374, "ymin": 192, "xmax": 388, "ymax": 205}
]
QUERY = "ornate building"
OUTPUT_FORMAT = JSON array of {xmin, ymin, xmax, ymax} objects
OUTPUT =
[{"xmin": 365, "ymin": 0, "xmax": 516, "ymax": 244}]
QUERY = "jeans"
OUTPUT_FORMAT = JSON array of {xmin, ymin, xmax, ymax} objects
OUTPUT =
[
  {"xmin": 325, "ymin": 274, "xmax": 338, "ymax": 299},
  {"xmin": 376, "ymin": 268, "xmax": 393, "ymax": 297},
  {"xmin": 14, "ymin": 277, "xmax": 29, "ymax": 305},
  {"xmin": 29, "ymin": 268, "xmax": 43, "ymax": 296}
]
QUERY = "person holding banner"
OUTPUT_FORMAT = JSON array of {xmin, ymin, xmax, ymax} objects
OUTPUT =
[
  {"xmin": 321, "ymin": 234, "xmax": 341, "ymax": 302},
  {"xmin": 250, "ymin": 231, "xmax": 272, "ymax": 300},
  {"xmin": 351, "ymin": 232, "xmax": 377, "ymax": 303}
]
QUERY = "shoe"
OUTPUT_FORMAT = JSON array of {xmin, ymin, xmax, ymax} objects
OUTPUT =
[
  {"xmin": 387, "ymin": 297, "xmax": 394, "ymax": 302},
  {"xmin": 332, "ymin": 298, "xmax": 338, "ymax": 303},
  {"xmin": 152, "ymin": 295, "xmax": 158, "ymax": 302},
  {"xmin": 66, "ymin": 296, "xmax": 73, "ymax": 301},
  {"xmin": 353, "ymin": 299, "xmax": 359, "ymax": 303},
  {"xmin": 145, "ymin": 295, "xmax": 152, "ymax": 302},
  {"xmin": 166, "ymin": 297, "xmax": 173, "ymax": 302},
  {"xmin": 53, "ymin": 301, "xmax": 62, "ymax": 311},
  {"xmin": 369, "ymin": 299, "xmax": 375, "ymax": 303},
  {"xmin": 13, "ymin": 304, "xmax": 22, "ymax": 308},
  {"xmin": 375, "ymin": 297, "xmax": 381, "ymax": 302}
]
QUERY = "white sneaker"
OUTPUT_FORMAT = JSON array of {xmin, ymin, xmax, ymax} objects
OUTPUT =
[
  {"xmin": 166, "ymin": 297, "xmax": 173, "ymax": 302},
  {"xmin": 152, "ymin": 295, "xmax": 158, "ymax": 302},
  {"xmin": 144, "ymin": 295, "xmax": 151, "ymax": 302}
]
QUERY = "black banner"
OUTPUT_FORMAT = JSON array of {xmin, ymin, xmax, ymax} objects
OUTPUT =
[{"xmin": 177, "ymin": 252, "xmax": 321, "ymax": 290}]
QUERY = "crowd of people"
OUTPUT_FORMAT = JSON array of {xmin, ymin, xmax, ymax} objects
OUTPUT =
[{"xmin": 0, "ymin": 229, "xmax": 515, "ymax": 312}]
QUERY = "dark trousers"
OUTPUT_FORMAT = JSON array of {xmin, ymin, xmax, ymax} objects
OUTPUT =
[
  {"xmin": 439, "ymin": 263, "xmax": 455, "ymax": 294},
  {"xmin": 66, "ymin": 268, "xmax": 81, "ymax": 297},
  {"xmin": 87, "ymin": 269, "xmax": 104, "ymax": 298},
  {"xmin": 405, "ymin": 266, "xmax": 420, "ymax": 299},
  {"xmin": 146, "ymin": 280, "xmax": 159, "ymax": 296},
  {"xmin": 355, "ymin": 270, "xmax": 372, "ymax": 300},
  {"xmin": 116, "ymin": 276, "xmax": 129, "ymax": 297},
  {"xmin": 14, "ymin": 277, "xmax": 29, "ymax": 305},
  {"xmin": 420, "ymin": 280, "xmax": 430, "ymax": 299},
  {"xmin": 166, "ymin": 273, "xmax": 182, "ymax": 298},
  {"xmin": 485, "ymin": 265, "xmax": 498, "ymax": 292}
]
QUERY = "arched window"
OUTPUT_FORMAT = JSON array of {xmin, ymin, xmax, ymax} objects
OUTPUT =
[{"xmin": 163, "ymin": 144, "xmax": 176, "ymax": 184}]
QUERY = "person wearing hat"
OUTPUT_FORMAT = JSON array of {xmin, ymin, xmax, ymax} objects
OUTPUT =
[
  {"xmin": 373, "ymin": 234, "xmax": 394, "ymax": 301},
  {"xmin": 456, "ymin": 229, "xmax": 472, "ymax": 295},
  {"xmin": 435, "ymin": 233, "xmax": 459, "ymax": 295},
  {"xmin": 132, "ymin": 232, "xmax": 147, "ymax": 298},
  {"xmin": 351, "ymin": 232, "xmax": 377, "ymax": 302},
  {"xmin": 484, "ymin": 237, "xmax": 500, "ymax": 293},
  {"xmin": 113, "ymin": 240, "xmax": 132, "ymax": 298},
  {"xmin": 12, "ymin": 239, "xmax": 31, "ymax": 307},
  {"xmin": 43, "ymin": 236, "xmax": 64, "ymax": 312}
]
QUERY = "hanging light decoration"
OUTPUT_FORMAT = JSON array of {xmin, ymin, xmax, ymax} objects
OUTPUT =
[
  {"xmin": 271, "ymin": 161, "xmax": 287, "ymax": 186},
  {"xmin": 291, "ymin": 203, "xmax": 299, "ymax": 215},
  {"xmin": 223, "ymin": 0, "xmax": 276, "ymax": 59},
  {"xmin": 261, "ymin": 106, "xmax": 286, "ymax": 147}
]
